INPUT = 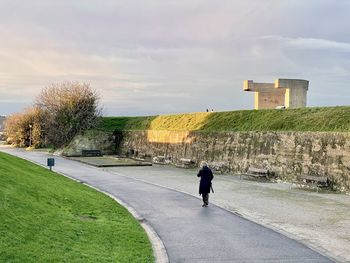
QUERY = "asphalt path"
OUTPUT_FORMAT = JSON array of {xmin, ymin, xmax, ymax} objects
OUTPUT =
[{"xmin": 1, "ymin": 148, "xmax": 334, "ymax": 263}]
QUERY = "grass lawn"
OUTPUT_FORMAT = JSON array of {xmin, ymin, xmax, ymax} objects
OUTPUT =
[
  {"xmin": 0, "ymin": 152, "xmax": 153, "ymax": 263},
  {"xmin": 99, "ymin": 106, "xmax": 350, "ymax": 132}
]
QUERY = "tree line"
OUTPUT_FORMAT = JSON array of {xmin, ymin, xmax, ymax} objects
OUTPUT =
[{"xmin": 5, "ymin": 82, "xmax": 101, "ymax": 148}]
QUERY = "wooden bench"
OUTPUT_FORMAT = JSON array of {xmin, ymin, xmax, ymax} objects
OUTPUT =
[
  {"xmin": 175, "ymin": 158, "xmax": 196, "ymax": 168},
  {"xmin": 152, "ymin": 156, "xmax": 171, "ymax": 165},
  {"xmin": 240, "ymin": 167, "xmax": 270, "ymax": 180},
  {"xmin": 82, "ymin": 150, "xmax": 102, "ymax": 157},
  {"xmin": 153, "ymin": 155, "xmax": 165, "ymax": 164},
  {"xmin": 297, "ymin": 175, "xmax": 329, "ymax": 192},
  {"xmin": 210, "ymin": 162, "xmax": 225, "ymax": 174}
]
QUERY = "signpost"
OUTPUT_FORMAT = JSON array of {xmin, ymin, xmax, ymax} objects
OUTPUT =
[
  {"xmin": 47, "ymin": 158, "xmax": 55, "ymax": 171},
  {"xmin": 29, "ymin": 124, "xmax": 32, "ymax": 146}
]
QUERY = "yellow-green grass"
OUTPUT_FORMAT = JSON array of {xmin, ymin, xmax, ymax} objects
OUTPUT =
[
  {"xmin": 0, "ymin": 152, "xmax": 153, "ymax": 263},
  {"xmin": 100, "ymin": 116, "xmax": 156, "ymax": 132},
  {"xmin": 99, "ymin": 106, "xmax": 350, "ymax": 132}
]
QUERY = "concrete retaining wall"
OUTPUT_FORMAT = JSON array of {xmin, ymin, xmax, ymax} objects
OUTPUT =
[
  {"xmin": 66, "ymin": 130, "xmax": 350, "ymax": 191},
  {"xmin": 121, "ymin": 130, "xmax": 350, "ymax": 191}
]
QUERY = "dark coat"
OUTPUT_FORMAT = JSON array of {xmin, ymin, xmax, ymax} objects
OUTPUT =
[{"xmin": 197, "ymin": 166, "xmax": 214, "ymax": 195}]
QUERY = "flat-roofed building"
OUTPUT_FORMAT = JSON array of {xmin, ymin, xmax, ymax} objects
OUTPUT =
[{"xmin": 243, "ymin": 79, "xmax": 309, "ymax": 109}]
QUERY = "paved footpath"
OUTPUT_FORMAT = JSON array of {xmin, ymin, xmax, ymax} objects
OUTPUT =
[
  {"xmin": 105, "ymin": 166, "xmax": 350, "ymax": 262},
  {"xmin": 1, "ymin": 148, "xmax": 334, "ymax": 263}
]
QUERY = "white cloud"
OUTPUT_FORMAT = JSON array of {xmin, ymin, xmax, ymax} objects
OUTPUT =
[
  {"xmin": 259, "ymin": 36, "xmax": 350, "ymax": 52},
  {"xmin": 0, "ymin": 1, "xmax": 350, "ymax": 115}
]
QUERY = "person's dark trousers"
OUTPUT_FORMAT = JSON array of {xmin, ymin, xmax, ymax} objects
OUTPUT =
[{"xmin": 202, "ymin": 194, "xmax": 209, "ymax": 205}]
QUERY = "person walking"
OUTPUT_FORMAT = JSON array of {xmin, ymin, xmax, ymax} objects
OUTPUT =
[{"xmin": 197, "ymin": 161, "xmax": 214, "ymax": 207}]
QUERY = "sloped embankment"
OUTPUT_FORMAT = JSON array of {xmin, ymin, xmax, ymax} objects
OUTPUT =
[
  {"xmin": 0, "ymin": 151, "xmax": 153, "ymax": 262},
  {"xmin": 99, "ymin": 106, "xmax": 350, "ymax": 132}
]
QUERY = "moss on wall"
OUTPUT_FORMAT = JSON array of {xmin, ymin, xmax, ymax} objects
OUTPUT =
[{"xmin": 62, "ymin": 130, "xmax": 114, "ymax": 156}]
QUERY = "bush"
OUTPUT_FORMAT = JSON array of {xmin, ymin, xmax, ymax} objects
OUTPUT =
[
  {"xmin": 4, "ymin": 107, "xmax": 44, "ymax": 147},
  {"xmin": 36, "ymin": 82, "xmax": 101, "ymax": 147},
  {"xmin": 5, "ymin": 82, "xmax": 101, "ymax": 148}
]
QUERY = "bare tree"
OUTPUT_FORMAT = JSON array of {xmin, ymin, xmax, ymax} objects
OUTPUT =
[
  {"xmin": 36, "ymin": 82, "xmax": 101, "ymax": 147},
  {"xmin": 4, "ymin": 107, "xmax": 44, "ymax": 147}
]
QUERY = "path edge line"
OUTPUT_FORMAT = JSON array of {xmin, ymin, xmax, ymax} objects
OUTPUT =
[
  {"xmin": 2, "ymin": 151, "xmax": 169, "ymax": 263},
  {"xmin": 80, "ymin": 183, "xmax": 169, "ymax": 263},
  {"xmin": 106, "ymin": 168, "xmax": 342, "ymax": 263}
]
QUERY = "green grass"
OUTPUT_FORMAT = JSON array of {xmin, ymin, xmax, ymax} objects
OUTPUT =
[
  {"xmin": 99, "ymin": 116, "xmax": 156, "ymax": 131},
  {"xmin": 0, "ymin": 152, "xmax": 153, "ymax": 263},
  {"xmin": 99, "ymin": 106, "xmax": 350, "ymax": 132}
]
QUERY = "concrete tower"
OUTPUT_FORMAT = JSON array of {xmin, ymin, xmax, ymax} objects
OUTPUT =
[{"xmin": 243, "ymin": 78, "xmax": 309, "ymax": 109}]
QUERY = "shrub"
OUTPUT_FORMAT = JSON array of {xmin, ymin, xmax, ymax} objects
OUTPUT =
[
  {"xmin": 4, "ymin": 107, "xmax": 44, "ymax": 147},
  {"xmin": 36, "ymin": 82, "xmax": 101, "ymax": 147},
  {"xmin": 5, "ymin": 82, "xmax": 101, "ymax": 148}
]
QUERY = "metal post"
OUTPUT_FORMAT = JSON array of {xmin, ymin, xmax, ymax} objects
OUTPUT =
[
  {"xmin": 47, "ymin": 158, "xmax": 55, "ymax": 171},
  {"xmin": 29, "ymin": 124, "xmax": 32, "ymax": 146}
]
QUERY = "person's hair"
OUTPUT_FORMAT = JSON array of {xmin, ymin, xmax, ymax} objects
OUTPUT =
[{"xmin": 200, "ymin": 161, "xmax": 208, "ymax": 168}]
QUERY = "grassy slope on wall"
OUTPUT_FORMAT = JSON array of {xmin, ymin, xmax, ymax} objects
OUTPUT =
[{"xmin": 99, "ymin": 106, "xmax": 350, "ymax": 132}]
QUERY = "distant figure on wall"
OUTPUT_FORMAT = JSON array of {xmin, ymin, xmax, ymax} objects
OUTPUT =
[{"xmin": 197, "ymin": 161, "xmax": 214, "ymax": 207}]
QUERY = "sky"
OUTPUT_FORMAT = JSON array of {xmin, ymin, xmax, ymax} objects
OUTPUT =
[{"xmin": 0, "ymin": 0, "xmax": 349, "ymax": 116}]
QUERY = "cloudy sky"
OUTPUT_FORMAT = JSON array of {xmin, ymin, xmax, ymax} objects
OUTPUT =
[{"xmin": 0, "ymin": 0, "xmax": 349, "ymax": 116}]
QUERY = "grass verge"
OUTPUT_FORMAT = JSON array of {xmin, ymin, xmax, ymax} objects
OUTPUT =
[
  {"xmin": 99, "ymin": 106, "xmax": 350, "ymax": 132},
  {"xmin": 0, "ymin": 152, "xmax": 153, "ymax": 263}
]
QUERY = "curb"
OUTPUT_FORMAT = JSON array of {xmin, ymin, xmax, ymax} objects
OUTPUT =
[
  {"xmin": 2, "ymin": 151, "xmax": 169, "ymax": 263},
  {"xmin": 1, "ymin": 150, "xmax": 341, "ymax": 263},
  {"xmin": 105, "ymin": 168, "xmax": 342, "ymax": 263},
  {"xmin": 77, "ymin": 183, "xmax": 169, "ymax": 263}
]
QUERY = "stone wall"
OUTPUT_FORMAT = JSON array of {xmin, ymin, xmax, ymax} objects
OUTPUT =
[
  {"xmin": 62, "ymin": 130, "xmax": 115, "ymax": 157},
  {"xmin": 120, "ymin": 130, "xmax": 350, "ymax": 191},
  {"xmin": 65, "ymin": 130, "xmax": 350, "ymax": 191}
]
